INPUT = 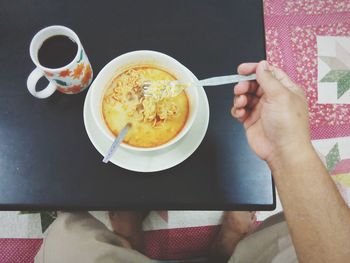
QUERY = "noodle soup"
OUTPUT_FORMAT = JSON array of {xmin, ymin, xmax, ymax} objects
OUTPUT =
[{"xmin": 102, "ymin": 66, "xmax": 189, "ymax": 148}]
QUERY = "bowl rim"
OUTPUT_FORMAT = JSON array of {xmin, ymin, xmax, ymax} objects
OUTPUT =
[{"xmin": 89, "ymin": 50, "xmax": 199, "ymax": 152}]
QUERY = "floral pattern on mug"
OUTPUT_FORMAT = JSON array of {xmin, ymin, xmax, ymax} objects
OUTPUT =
[
  {"xmin": 81, "ymin": 64, "xmax": 92, "ymax": 86},
  {"xmin": 44, "ymin": 71, "xmax": 54, "ymax": 77},
  {"xmin": 59, "ymin": 69, "xmax": 71, "ymax": 77},
  {"xmin": 57, "ymin": 85, "xmax": 82, "ymax": 94},
  {"xmin": 71, "ymin": 63, "xmax": 85, "ymax": 79},
  {"xmin": 47, "ymin": 49, "xmax": 93, "ymax": 94}
]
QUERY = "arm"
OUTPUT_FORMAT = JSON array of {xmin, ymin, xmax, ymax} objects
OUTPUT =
[
  {"xmin": 272, "ymin": 143, "xmax": 350, "ymax": 263},
  {"xmin": 231, "ymin": 61, "xmax": 350, "ymax": 263}
]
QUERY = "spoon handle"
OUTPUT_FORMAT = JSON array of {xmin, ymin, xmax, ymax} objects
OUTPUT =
[
  {"xmin": 103, "ymin": 124, "xmax": 131, "ymax": 163},
  {"xmin": 198, "ymin": 74, "xmax": 256, "ymax": 86}
]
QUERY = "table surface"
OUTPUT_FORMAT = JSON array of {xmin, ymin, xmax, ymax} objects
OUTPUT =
[{"xmin": 0, "ymin": 0, "xmax": 275, "ymax": 210}]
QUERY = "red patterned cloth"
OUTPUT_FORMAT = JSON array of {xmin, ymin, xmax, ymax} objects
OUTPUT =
[
  {"xmin": 144, "ymin": 226, "xmax": 220, "ymax": 260},
  {"xmin": 264, "ymin": 0, "xmax": 350, "ymax": 139},
  {"xmin": 0, "ymin": 239, "xmax": 42, "ymax": 263}
]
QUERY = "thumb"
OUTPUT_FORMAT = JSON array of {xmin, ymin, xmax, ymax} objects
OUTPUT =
[{"xmin": 256, "ymin": 61, "xmax": 286, "ymax": 97}]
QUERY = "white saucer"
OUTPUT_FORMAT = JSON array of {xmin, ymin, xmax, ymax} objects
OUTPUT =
[{"xmin": 83, "ymin": 85, "xmax": 209, "ymax": 172}]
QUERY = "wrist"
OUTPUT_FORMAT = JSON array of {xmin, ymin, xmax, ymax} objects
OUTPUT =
[{"xmin": 267, "ymin": 141, "xmax": 316, "ymax": 177}]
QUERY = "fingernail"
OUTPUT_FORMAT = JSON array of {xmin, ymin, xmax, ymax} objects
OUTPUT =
[{"xmin": 263, "ymin": 61, "xmax": 270, "ymax": 71}]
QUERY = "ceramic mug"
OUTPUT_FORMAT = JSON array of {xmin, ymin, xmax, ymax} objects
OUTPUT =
[{"xmin": 27, "ymin": 25, "xmax": 93, "ymax": 99}]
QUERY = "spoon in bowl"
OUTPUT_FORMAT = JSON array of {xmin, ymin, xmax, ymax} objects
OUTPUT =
[
  {"xmin": 142, "ymin": 73, "xmax": 256, "ymax": 101},
  {"xmin": 103, "ymin": 123, "xmax": 131, "ymax": 163}
]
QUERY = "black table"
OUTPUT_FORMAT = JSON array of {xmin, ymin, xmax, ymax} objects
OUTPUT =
[{"xmin": 0, "ymin": 0, "xmax": 275, "ymax": 210}]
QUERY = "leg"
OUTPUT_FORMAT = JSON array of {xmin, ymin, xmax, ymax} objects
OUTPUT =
[{"xmin": 35, "ymin": 212, "xmax": 154, "ymax": 263}]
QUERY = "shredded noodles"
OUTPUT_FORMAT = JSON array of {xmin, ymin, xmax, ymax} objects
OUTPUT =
[{"xmin": 106, "ymin": 68, "xmax": 179, "ymax": 127}]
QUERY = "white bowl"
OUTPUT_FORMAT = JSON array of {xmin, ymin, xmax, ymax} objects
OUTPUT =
[{"xmin": 89, "ymin": 50, "xmax": 199, "ymax": 152}]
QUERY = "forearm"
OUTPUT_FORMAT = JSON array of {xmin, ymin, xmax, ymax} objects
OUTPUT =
[{"xmin": 269, "ymin": 145, "xmax": 350, "ymax": 263}]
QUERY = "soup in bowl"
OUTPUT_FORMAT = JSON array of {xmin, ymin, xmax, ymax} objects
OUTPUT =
[{"xmin": 90, "ymin": 50, "xmax": 199, "ymax": 151}]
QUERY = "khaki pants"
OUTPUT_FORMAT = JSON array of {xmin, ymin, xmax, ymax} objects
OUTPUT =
[{"xmin": 35, "ymin": 212, "xmax": 297, "ymax": 263}]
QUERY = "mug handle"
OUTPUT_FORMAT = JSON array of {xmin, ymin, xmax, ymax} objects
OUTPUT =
[{"xmin": 27, "ymin": 67, "xmax": 57, "ymax": 99}]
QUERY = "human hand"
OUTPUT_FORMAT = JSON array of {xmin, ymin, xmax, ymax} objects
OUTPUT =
[{"xmin": 231, "ymin": 61, "xmax": 311, "ymax": 167}]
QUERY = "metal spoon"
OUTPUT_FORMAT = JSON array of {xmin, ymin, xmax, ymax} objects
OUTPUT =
[
  {"xmin": 143, "ymin": 73, "xmax": 256, "ymax": 101},
  {"xmin": 102, "ymin": 123, "xmax": 131, "ymax": 163}
]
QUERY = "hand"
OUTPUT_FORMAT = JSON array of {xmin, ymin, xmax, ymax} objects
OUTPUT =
[{"xmin": 231, "ymin": 61, "xmax": 311, "ymax": 167}]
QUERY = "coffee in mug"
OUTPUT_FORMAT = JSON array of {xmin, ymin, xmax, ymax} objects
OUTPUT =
[
  {"xmin": 27, "ymin": 25, "xmax": 93, "ymax": 99},
  {"xmin": 38, "ymin": 35, "xmax": 78, "ymax": 69}
]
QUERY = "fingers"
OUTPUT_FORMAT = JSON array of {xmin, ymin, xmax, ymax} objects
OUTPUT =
[
  {"xmin": 257, "ymin": 61, "xmax": 306, "ymax": 100},
  {"xmin": 234, "ymin": 81, "xmax": 259, "ymax": 96},
  {"xmin": 231, "ymin": 107, "xmax": 245, "ymax": 118},
  {"xmin": 237, "ymin": 63, "xmax": 258, "ymax": 75},
  {"xmin": 233, "ymin": 94, "xmax": 246, "ymax": 108},
  {"xmin": 236, "ymin": 63, "xmax": 259, "ymax": 97},
  {"xmin": 269, "ymin": 65, "xmax": 294, "ymax": 88},
  {"xmin": 268, "ymin": 65, "xmax": 304, "ymax": 97},
  {"xmin": 232, "ymin": 81, "xmax": 261, "ymax": 123},
  {"xmin": 231, "ymin": 94, "xmax": 259, "ymax": 123},
  {"xmin": 233, "ymin": 94, "xmax": 259, "ymax": 109},
  {"xmin": 256, "ymin": 86, "xmax": 264, "ymax": 97},
  {"xmin": 256, "ymin": 60, "xmax": 286, "ymax": 97},
  {"xmin": 231, "ymin": 107, "xmax": 248, "ymax": 122},
  {"xmin": 237, "ymin": 62, "xmax": 299, "ymax": 99},
  {"xmin": 243, "ymin": 101, "xmax": 262, "ymax": 130}
]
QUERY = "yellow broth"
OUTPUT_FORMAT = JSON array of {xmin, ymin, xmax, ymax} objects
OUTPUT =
[{"xmin": 102, "ymin": 66, "xmax": 189, "ymax": 148}]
